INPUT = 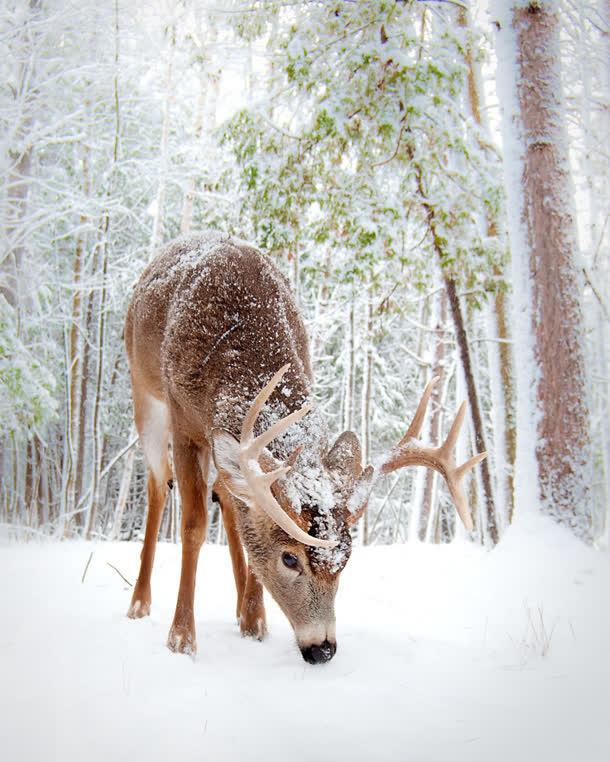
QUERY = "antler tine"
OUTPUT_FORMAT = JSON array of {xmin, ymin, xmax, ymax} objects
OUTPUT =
[
  {"xmin": 399, "ymin": 375, "xmax": 439, "ymax": 444},
  {"xmin": 247, "ymin": 404, "xmax": 313, "ymax": 456},
  {"xmin": 259, "ymin": 465, "xmax": 291, "ymax": 487},
  {"xmin": 285, "ymin": 445, "xmax": 305, "ymax": 469},
  {"xmin": 241, "ymin": 364, "xmax": 312, "ymax": 456},
  {"xmin": 447, "ymin": 481, "xmax": 474, "ymax": 532},
  {"xmin": 239, "ymin": 364, "xmax": 338, "ymax": 549},
  {"xmin": 379, "ymin": 378, "xmax": 487, "ymax": 533},
  {"xmin": 242, "ymin": 363, "xmax": 291, "ymax": 444},
  {"xmin": 456, "ymin": 451, "xmax": 488, "ymax": 481},
  {"xmin": 439, "ymin": 400, "xmax": 466, "ymax": 457}
]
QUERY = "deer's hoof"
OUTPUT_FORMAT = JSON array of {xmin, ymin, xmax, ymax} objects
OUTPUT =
[
  {"xmin": 167, "ymin": 624, "xmax": 197, "ymax": 656},
  {"xmin": 240, "ymin": 615, "xmax": 266, "ymax": 641},
  {"xmin": 127, "ymin": 597, "xmax": 150, "ymax": 619}
]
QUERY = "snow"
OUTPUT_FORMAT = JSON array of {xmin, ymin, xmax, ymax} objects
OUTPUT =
[{"xmin": 1, "ymin": 514, "xmax": 608, "ymax": 761}]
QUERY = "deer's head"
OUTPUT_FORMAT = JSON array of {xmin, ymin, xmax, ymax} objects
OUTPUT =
[{"xmin": 212, "ymin": 365, "xmax": 484, "ymax": 664}]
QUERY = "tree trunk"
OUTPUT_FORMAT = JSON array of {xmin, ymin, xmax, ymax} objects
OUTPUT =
[
  {"xmin": 63, "ymin": 143, "xmax": 91, "ymax": 523},
  {"xmin": 405, "ymin": 94, "xmax": 498, "ymax": 543},
  {"xmin": 457, "ymin": 7, "xmax": 516, "ymax": 526},
  {"xmin": 180, "ymin": 68, "xmax": 219, "ymax": 234},
  {"xmin": 36, "ymin": 435, "xmax": 50, "ymax": 527},
  {"xmin": 85, "ymin": 238, "xmax": 109, "ymax": 540},
  {"xmin": 444, "ymin": 277, "xmax": 498, "ymax": 545},
  {"xmin": 361, "ymin": 296, "xmax": 373, "ymax": 544},
  {"xmin": 85, "ymin": 5, "xmax": 121, "ymax": 540},
  {"xmin": 509, "ymin": 3, "xmax": 593, "ymax": 540},
  {"xmin": 420, "ymin": 288, "xmax": 447, "ymax": 541},
  {"xmin": 493, "ymin": 277, "xmax": 517, "ymax": 524},
  {"xmin": 150, "ymin": 33, "xmax": 174, "ymax": 257},
  {"xmin": 342, "ymin": 290, "xmax": 356, "ymax": 432}
]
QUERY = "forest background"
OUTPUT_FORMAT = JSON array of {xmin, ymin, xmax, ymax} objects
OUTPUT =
[{"xmin": 1, "ymin": 0, "xmax": 608, "ymax": 551}]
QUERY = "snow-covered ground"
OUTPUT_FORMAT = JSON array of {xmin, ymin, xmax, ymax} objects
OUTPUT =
[{"xmin": 1, "ymin": 514, "xmax": 608, "ymax": 762}]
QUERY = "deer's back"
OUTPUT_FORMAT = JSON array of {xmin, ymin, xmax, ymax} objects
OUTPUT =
[{"xmin": 126, "ymin": 232, "xmax": 313, "ymax": 442}]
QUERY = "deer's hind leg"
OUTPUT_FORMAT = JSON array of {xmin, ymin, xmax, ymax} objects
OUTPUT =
[{"xmin": 127, "ymin": 392, "xmax": 172, "ymax": 619}]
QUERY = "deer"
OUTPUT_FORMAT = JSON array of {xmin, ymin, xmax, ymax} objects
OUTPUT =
[{"xmin": 124, "ymin": 231, "xmax": 486, "ymax": 663}]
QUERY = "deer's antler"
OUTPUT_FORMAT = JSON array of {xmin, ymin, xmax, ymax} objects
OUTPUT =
[
  {"xmin": 239, "ymin": 364, "xmax": 339, "ymax": 549},
  {"xmin": 379, "ymin": 377, "xmax": 487, "ymax": 531}
]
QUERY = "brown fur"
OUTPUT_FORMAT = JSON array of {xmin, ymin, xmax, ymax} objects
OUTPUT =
[{"xmin": 125, "ymin": 232, "xmax": 363, "ymax": 660}]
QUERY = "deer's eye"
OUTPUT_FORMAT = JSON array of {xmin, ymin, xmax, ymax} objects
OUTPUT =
[{"xmin": 282, "ymin": 552, "xmax": 299, "ymax": 570}]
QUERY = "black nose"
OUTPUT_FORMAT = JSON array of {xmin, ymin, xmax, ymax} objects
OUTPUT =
[{"xmin": 300, "ymin": 640, "xmax": 337, "ymax": 664}]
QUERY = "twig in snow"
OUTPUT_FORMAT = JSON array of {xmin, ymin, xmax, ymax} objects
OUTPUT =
[
  {"xmin": 81, "ymin": 551, "xmax": 94, "ymax": 584},
  {"xmin": 106, "ymin": 562, "xmax": 133, "ymax": 587}
]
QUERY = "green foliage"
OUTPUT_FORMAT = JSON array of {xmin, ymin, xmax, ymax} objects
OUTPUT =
[
  {"xmin": 0, "ymin": 298, "xmax": 58, "ymax": 439},
  {"xmin": 222, "ymin": 0, "xmax": 506, "ymax": 305},
  {"xmin": 0, "ymin": 0, "xmax": 513, "ymax": 542}
]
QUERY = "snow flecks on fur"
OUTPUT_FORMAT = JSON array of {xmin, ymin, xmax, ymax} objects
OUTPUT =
[
  {"xmin": 140, "ymin": 232, "xmax": 355, "ymax": 572},
  {"xmin": 309, "ymin": 519, "xmax": 352, "ymax": 575},
  {"xmin": 271, "ymin": 407, "xmax": 351, "ymax": 571},
  {"xmin": 346, "ymin": 466, "xmax": 377, "ymax": 517},
  {"xmin": 245, "ymin": 401, "xmax": 351, "ymax": 572}
]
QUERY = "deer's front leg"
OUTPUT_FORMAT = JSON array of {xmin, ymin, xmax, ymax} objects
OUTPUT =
[
  {"xmin": 213, "ymin": 480, "xmax": 266, "ymax": 640},
  {"xmin": 239, "ymin": 565, "xmax": 266, "ymax": 641},
  {"xmin": 213, "ymin": 480, "xmax": 247, "ymax": 619},
  {"xmin": 167, "ymin": 438, "xmax": 209, "ymax": 656}
]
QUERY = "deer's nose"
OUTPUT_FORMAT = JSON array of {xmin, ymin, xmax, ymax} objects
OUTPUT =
[{"xmin": 300, "ymin": 639, "xmax": 337, "ymax": 664}]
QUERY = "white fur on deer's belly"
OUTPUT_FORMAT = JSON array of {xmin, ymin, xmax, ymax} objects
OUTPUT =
[{"xmin": 139, "ymin": 395, "xmax": 170, "ymax": 483}]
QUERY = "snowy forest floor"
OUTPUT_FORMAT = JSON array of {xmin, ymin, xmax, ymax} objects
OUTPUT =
[{"xmin": 1, "ymin": 514, "xmax": 608, "ymax": 762}]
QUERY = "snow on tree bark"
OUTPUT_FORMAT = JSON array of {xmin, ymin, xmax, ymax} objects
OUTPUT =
[
  {"xmin": 457, "ymin": 7, "xmax": 516, "ymax": 527},
  {"xmin": 499, "ymin": 2, "xmax": 593, "ymax": 540}
]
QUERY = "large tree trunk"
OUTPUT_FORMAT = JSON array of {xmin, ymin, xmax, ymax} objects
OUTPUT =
[{"xmin": 497, "ymin": 2, "xmax": 593, "ymax": 540}]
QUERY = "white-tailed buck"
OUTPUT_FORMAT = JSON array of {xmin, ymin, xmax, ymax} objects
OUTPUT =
[{"xmin": 125, "ymin": 231, "xmax": 486, "ymax": 663}]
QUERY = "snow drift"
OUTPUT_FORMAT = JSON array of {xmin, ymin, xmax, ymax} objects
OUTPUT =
[{"xmin": 1, "ymin": 514, "xmax": 608, "ymax": 761}]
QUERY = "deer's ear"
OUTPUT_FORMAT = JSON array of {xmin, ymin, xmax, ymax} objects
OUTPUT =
[
  {"xmin": 323, "ymin": 431, "xmax": 363, "ymax": 483},
  {"xmin": 346, "ymin": 465, "xmax": 375, "ymax": 528},
  {"xmin": 211, "ymin": 429, "xmax": 251, "ymax": 501}
]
